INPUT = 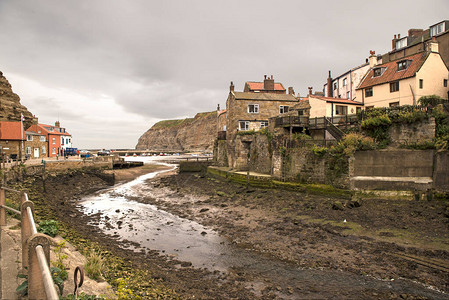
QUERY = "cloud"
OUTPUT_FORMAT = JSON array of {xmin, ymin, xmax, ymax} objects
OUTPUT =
[{"xmin": 0, "ymin": 0, "xmax": 447, "ymax": 148}]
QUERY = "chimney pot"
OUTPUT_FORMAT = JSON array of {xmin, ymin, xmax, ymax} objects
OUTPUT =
[
  {"xmin": 398, "ymin": 33, "xmax": 401, "ymax": 38},
  {"xmin": 230, "ymin": 81, "xmax": 234, "ymax": 92},
  {"xmin": 394, "ymin": 34, "xmax": 397, "ymax": 39},
  {"xmin": 264, "ymin": 75, "xmax": 267, "ymax": 79},
  {"xmin": 270, "ymin": 75, "xmax": 273, "ymax": 80},
  {"xmin": 308, "ymin": 87, "xmax": 313, "ymax": 95}
]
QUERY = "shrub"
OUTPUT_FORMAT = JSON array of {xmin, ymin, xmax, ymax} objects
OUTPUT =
[
  {"xmin": 85, "ymin": 250, "xmax": 105, "ymax": 281},
  {"xmin": 418, "ymin": 95, "xmax": 444, "ymax": 107},
  {"xmin": 52, "ymin": 241, "xmax": 68, "ymax": 281},
  {"xmin": 312, "ymin": 145, "xmax": 328, "ymax": 157},
  {"xmin": 37, "ymin": 220, "xmax": 59, "ymax": 237}
]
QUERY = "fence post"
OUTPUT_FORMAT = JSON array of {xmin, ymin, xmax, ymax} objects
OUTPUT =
[
  {"xmin": 27, "ymin": 234, "xmax": 55, "ymax": 299},
  {"xmin": 0, "ymin": 188, "xmax": 5, "ymax": 226},
  {"xmin": 21, "ymin": 200, "xmax": 35, "ymax": 268}
]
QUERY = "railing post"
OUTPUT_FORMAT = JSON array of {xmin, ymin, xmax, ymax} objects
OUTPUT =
[
  {"xmin": 0, "ymin": 188, "xmax": 5, "ymax": 226},
  {"xmin": 21, "ymin": 200, "xmax": 35, "ymax": 268},
  {"xmin": 27, "ymin": 234, "xmax": 58, "ymax": 299}
]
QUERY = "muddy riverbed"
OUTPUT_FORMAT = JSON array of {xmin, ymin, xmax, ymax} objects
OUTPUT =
[{"xmin": 34, "ymin": 162, "xmax": 449, "ymax": 299}]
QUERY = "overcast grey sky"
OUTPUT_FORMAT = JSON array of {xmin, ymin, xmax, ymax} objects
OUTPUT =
[{"xmin": 0, "ymin": 1, "xmax": 447, "ymax": 149}]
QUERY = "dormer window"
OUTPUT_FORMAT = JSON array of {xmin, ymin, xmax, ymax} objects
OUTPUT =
[
  {"xmin": 430, "ymin": 22, "xmax": 445, "ymax": 37},
  {"xmin": 397, "ymin": 60, "xmax": 411, "ymax": 71},
  {"xmin": 373, "ymin": 67, "xmax": 385, "ymax": 77},
  {"xmin": 395, "ymin": 37, "xmax": 407, "ymax": 49}
]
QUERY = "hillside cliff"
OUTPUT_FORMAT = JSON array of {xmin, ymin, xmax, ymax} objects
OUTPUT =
[
  {"xmin": 136, "ymin": 111, "xmax": 217, "ymax": 152},
  {"xmin": 0, "ymin": 71, "xmax": 36, "ymax": 128}
]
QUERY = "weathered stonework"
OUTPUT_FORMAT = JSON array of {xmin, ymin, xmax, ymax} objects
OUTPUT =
[{"xmin": 388, "ymin": 117, "xmax": 436, "ymax": 146}]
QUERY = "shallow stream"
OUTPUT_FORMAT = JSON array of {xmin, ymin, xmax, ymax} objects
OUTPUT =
[{"xmin": 78, "ymin": 157, "xmax": 448, "ymax": 299}]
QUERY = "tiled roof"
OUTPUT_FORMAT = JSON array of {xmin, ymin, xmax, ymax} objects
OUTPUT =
[
  {"xmin": 310, "ymin": 95, "xmax": 364, "ymax": 105},
  {"xmin": 39, "ymin": 124, "xmax": 71, "ymax": 136},
  {"xmin": 357, "ymin": 52, "xmax": 428, "ymax": 89},
  {"xmin": 233, "ymin": 92, "xmax": 298, "ymax": 102},
  {"xmin": 0, "ymin": 121, "xmax": 25, "ymax": 140},
  {"xmin": 246, "ymin": 82, "xmax": 286, "ymax": 91}
]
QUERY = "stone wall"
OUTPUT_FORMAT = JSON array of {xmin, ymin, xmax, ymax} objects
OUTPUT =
[
  {"xmin": 213, "ymin": 140, "xmax": 228, "ymax": 167},
  {"xmin": 389, "ymin": 118, "xmax": 435, "ymax": 147},
  {"xmin": 434, "ymin": 151, "xmax": 449, "ymax": 192}
]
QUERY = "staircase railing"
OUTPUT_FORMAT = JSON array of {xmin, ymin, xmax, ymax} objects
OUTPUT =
[{"xmin": 324, "ymin": 118, "xmax": 344, "ymax": 141}]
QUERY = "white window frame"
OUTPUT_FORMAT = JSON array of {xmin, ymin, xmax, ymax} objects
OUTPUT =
[
  {"xmin": 239, "ymin": 121, "xmax": 250, "ymax": 131},
  {"xmin": 247, "ymin": 104, "xmax": 259, "ymax": 114},
  {"xmin": 342, "ymin": 78, "xmax": 347, "ymax": 87},
  {"xmin": 260, "ymin": 121, "xmax": 268, "ymax": 128},
  {"xmin": 52, "ymin": 137, "xmax": 56, "ymax": 145},
  {"xmin": 40, "ymin": 136, "xmax": 46, "ymax": 142},
  {"xmin": 42, "ymin": 146, "xmax": 46, "ymax": 154},
  {"xmin": 346, "ymin": 91, "xmax": 350, "ymax": 99},
  {"xmin": 395, "ymin": 37, "xmax": 407, "ymax": 49},
  {"xmin": 431, "ymin": 22, "xmax": 445, "ymax": 37},
  {"xmin": 26, "ymin": 135, "xmax": 33, "ymax": 141},
  {"xmin": 52, "ymin": 147, "xmax": 56, "ymax": 154},
  {"xmin": 279, "ymin": 106, "xmax": 289, "ymax": 114},
  {"xmin": 26, "ymin": 147, "xmax": 31, "ymax": 155}
]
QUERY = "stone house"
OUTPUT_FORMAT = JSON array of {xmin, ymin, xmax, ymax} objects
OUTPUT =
[
  {"xmin": 356, "ymin": 39, "xmax": 449, "ymax": 108},
  {"xmin": 0, "ymin": 121, "xmax": 25, "ymax": 161},
  {"xmin": 222, "ymin": 75, "xmax": 299, "ymax": 168},
  {"xmin": 25, "ymin": 131, "xmax": 47, "ymax": 159}
]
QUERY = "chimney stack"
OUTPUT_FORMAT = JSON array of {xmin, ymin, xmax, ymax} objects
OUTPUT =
[
  {"xmin": 230, "ymin": 81, "xmax": 234, "ymax": 92},
  {"xmin": 327, "ymin": 70, "xmax": 333, "ymax": 97},
  {"xmin": 308, "ymin": 87, "xmax": 313, "ymax": 95},
  {"xmin": 427, "ymin": 36, "xmax": 439, "ymax": 53},
  {"xmin": 55, "ymin": 121, "xmax": 60, "ymax": 128},
  {"xmin": 288, "ymin": 87, "xmax": 295, "ymax": 95},
  {"xmin": 264, "ymin": 74, "xmax": 275, "ymax": 91},
  {"xmin": 369, "ymin": 50, "xmax": 378, "ymax": 68}
]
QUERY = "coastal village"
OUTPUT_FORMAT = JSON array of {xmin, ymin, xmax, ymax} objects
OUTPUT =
[{"xmin": 0, "ymin": 18, "xmax": 449, "ymax": 300}]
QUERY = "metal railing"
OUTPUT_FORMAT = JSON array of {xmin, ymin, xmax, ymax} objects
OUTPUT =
[{"xmin": 0, "ymin": 187, "xmax": 59, "ymax": 299}]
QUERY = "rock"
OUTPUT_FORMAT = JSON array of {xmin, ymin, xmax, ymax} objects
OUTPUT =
[
  {"xmin": 332, "ymin": 201, "xmax": 344, "ymax": 210},
  {"xmin": 199, "ymin": 208, "xmax": 209, "ymax": 213}
]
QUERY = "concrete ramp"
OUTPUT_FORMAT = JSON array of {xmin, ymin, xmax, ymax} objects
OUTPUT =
[{"xmin": 350, "ymin": 150, "xmax": 434, "ymax": 191}]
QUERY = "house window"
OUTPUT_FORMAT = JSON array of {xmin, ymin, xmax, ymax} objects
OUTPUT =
[
  {"xmin": 389, "ymin": 102, "xmax": 400, "ymax": 107},
  {"xmin": 346, "ymin": 91, "xmax": 350, "ymax": 99},
  {"xmin": 333, "ymin": 82, "xmax": 337, "ymax": 90},
  {"xmin": 26, "ymin": 135, "xmax": 33, "ymax": 141},
  {"xmin": 42, "ymin": 146, "xmax": 46, "ymax": 154},
  {"xmin": 335, "ymin": 105, "xmax": 348, "ymax": 115},
  {"xmin": 26, "ymin": 147, "xmax": 31, "ymax": 155},
  {"xmin": 260, "ymin": 121, "xmax": 268, "ymax": 128},
  {"xmin": 390, "ymin": 81, "xmax": 399, "ymax": 92},
  {"xmin": 444, "ymin": 79, "xmax": 448, "ymax": 87},
  {"xmin": 419, "ymin": 79, "xmax": 423, "ymax": 89},
  {"xmin": 298, "ymin": 110, "xmax": 304, "ymax": 116},
  {"xmin": 373, "ymin": 68, "xmax": 382, "ymax": 77},
  {"xmin": 52, "ymin": 148, "xmax": 56, "ymax": 154},
  {"xmin": 40, "ymin": 136, "xmax": 46, "ymax": 142},
  {"xmin": 365, "ymin": 88, "xmax": 373, "ymax": 97},
  {"xmin": 279, "ymin": 106, "xmax": 289, "ymax": 114},
  {"xmin": 52, "ymin": 137, "xmax": 56, "ymax": 145},
  {"xmin": 247, "ymin": 104, "xmax": 259, "ymax": 113},
  {"xmin": 239, "ymin": 121, "xmax": 250, "ymax": 131},
  {"xmin": 343, "ymin": 78, "xmax": 347, "ymax": 87},
  {"xmin": 397, "ymin": 60, "xmax": 411, "ymax": 71},
  {"xmin": 430, "ymin": 22, "xmax": 445, "ymax": 37},
  {"xmin": 395, "ymin": 38, "xmax": 407, "ymax": 49}
]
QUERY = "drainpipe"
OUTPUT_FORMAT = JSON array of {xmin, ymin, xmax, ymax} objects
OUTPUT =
[
  {"xmin": 350, "ymin": 70, "xmax": 353, "ymax": 100},
  {"xmin": 409, "ymin": 84, "xmax": 416, "ymax": 106}
]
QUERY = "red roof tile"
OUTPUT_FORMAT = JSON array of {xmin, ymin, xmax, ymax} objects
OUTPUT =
[
  {"xmin": 0, "ymin": 121, "xmax": 25, "ymax": 140},
  {"xmin": 246, "ymin": 82, "xmax": 285, "ymax": 91},
  {"xmin": 358, "ymin": 52, "xmax": 428, "ymax": 89}
]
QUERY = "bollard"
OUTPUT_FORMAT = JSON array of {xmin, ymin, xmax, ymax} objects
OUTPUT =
[
  {"xmin": 0, "ymin": 188, "xmax": 5, "ymax": 226},
  {"xmin": 21, "ymin": 200, "xmax": 35, "ymax": 268},
  {"xmin": 27, "ymin": 233, "xmax": 58, "ymax": 299}
]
